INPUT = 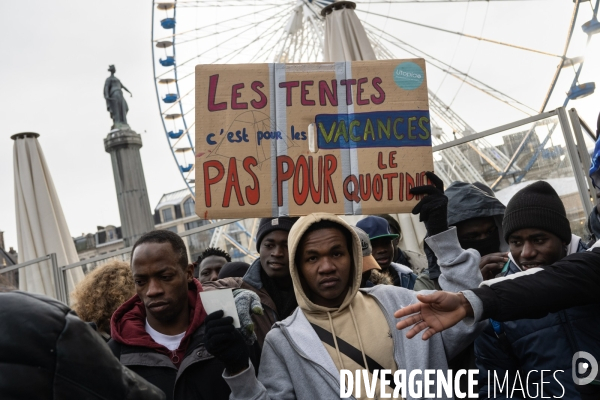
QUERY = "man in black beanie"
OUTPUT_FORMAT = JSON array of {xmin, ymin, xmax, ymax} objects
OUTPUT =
[
  {"xmin": 247, "ymin": 217, "xmax": 300, "ymax": 321},
  {"xmin": 203, "ymin": 217, "xmax": 299, "ymax": 350},
  {"xmin": 474, "ymin": 180, "xmax": 598, "ymax": 400}
]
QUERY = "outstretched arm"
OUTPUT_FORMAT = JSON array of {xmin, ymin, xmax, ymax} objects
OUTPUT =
[
  {"xmin": 396, "ymin": 248, "xmax": 600, "ymax": 340},
  {"xmin": 472, "ymin": 247, "xmax": 600, "ymax": 321},
  {"xmin": 122, "ymin": 85, "xmax": 133, "ymax": 97},
  {"xmin": 394, "ymin": 291, "xmax": 473, "ymax": 340}
]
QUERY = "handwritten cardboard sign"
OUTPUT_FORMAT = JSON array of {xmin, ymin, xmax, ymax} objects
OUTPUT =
[{"xmin": 195, "ymin": 59, "xmax": 432, "ymax": 219}]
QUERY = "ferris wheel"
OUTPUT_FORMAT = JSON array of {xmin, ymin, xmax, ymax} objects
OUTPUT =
[{"xmin": 151, "ymin": 0, "xmax": 599, "ymax": 196}]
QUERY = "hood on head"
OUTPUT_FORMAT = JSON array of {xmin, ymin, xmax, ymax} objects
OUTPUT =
[
  {"xmin": 446, "ymin": 181, "xmax": 506, "ymax": 226},
  {"xmin": 288, "ymin": 213, "xmax": 363, "ymax": 315},
  {"xmin": 446, "ymin": 181, "xmax": 509, "ymax": 251}
]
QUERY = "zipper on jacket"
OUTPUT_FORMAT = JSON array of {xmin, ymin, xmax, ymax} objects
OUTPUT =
[
  {"xmin": 558, "ymin": 311, "xmax": 581, "ymax": 356},
  {"xmin": 170, "ymin": 350, "xmax": 180, "ymax": 364},
  {"xmin": 278, "ymin": 322, "xmax": 358, "ymax": 400}
]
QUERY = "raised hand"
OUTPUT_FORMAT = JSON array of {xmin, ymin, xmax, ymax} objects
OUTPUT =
[
  {"xmin": 409, "ymin": 172, "xmax": 448, "ymax": 236},
  {"xmin": 394, "ymin": 291, "xmax": 473, "ymax": 340}
]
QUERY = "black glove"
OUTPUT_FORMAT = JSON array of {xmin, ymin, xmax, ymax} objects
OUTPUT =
[
  {"xmin": 204, "ymin": 310, "xmax": 249, "ymax": 374},
  {"xmin": 410, "ymin": 171, "xmax": 448, "ymax": 236}
]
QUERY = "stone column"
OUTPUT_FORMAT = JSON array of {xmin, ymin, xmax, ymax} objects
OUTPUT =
[{"xmin": 104, "ymin": 129, "xmax": 155, "ymax": 247}]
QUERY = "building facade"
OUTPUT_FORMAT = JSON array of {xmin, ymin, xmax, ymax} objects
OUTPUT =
[
  {"xmin": 73, "ymin": 188, "xmax": 256, "ymax": 265},
  {"xmin": 0, "ymin": 230, "xmax": 19, "ymax": 287}
]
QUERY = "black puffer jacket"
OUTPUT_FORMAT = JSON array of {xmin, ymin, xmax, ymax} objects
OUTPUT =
[
  {"xmin": 0, "ymin": 290, "xmax": 165, "ymax": 400},
  {"xmin": 108, "ymin": 324, "xmax": 234, "ymax": 400},
  {"xmin": 108, "ymin": 278, "xmax": 260, "ymax": 400}
]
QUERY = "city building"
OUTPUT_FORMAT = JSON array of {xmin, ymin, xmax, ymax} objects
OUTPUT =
[
  {"xmin": 73, "ymin": 188, "xmax": 256, "ymax": 264},
  {"xmin": 74, "ymin": 225, "xmax": 124, "ymax": 261},
  {"xmin": 0, "ymin": 230, "xmax": 19, "ymax": 287}
]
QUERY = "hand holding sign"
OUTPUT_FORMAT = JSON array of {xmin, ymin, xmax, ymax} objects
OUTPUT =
[{"xmin": 410, "ymin": 171, "xmax": 449, "ymax": 236}]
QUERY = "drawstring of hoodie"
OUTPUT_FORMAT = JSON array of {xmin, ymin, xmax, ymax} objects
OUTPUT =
[
  {"xmin": 349, "ymin": 304, "xmax": 369, "ymax": 371},
  {"xmin": 327, "ymin": 311, "xmax": 345, "ymax": 371},
  {"xmin": 328, "ymin": 305, "xmax": 379, "ymax": 399}
]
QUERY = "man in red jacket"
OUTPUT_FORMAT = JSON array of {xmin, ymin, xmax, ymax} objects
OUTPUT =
[{"xmin": 109, "ymin": 230, "xmax": 253, "ymax": 400}]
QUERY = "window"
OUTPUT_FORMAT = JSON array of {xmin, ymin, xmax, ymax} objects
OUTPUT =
[
  {"xmin": 183, "ymin": 197, "xmax": 195, "ymax": 217},
  {"xmin": 167, "ymin": 226, "xmax": 178, "ymax": 233},
  {"xmin": 162, "ymin": 208, "xmax": 174, "ymax": 223},
  {"xmin": 185, "ymin": 220, "xmax": 207, "ymax": 231}
]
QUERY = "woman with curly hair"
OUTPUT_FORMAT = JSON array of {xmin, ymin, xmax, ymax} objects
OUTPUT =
[{"xmin": 71, "ymin": 260, "xmax": 135, "ymax": 341}]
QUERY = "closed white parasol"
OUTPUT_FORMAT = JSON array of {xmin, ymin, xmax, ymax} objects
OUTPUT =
[
  {"xmin": 322, "ymin": 1, "xmax": 427, "ymax": 259},
  {"xmin": 12, "ymin": 132, "xmax": 84, "ymax": 300},
  {"xmin": 322, "ymin": 1, "xmax": 375, "ymax": 62}
]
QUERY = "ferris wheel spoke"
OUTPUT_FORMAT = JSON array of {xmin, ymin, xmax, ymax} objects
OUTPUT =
[
  {"xmin": 291, "ymin": 30, "xmax": 308, "ymax": 62},
  {"xmin": 215, "ymin": 12, "xmax": 293, "ymax": 63},
  {"xmin": 172, "ymin": 5, "xmax": 296, "ymax": 70},
  {"xmin": 177, "ymin": 2, "xmax": 293, "ymax": 8},
  {"xmin": 363, "ymin": 0, "xmax": 539, "ymax": 3},
  {"xmin": 152, "ymin": 0, "xmax": 586, "ymax": 204},
  {"xmin": 154, "ymin": 3, "xmax": 291, "ymax": 42},
  {"xmin": 366, "ymin": 31, "xmax": 494, "ymax": 140},
  {"xmin": 371, "ymin": 31, "xmax": 535, "ymax": 115},
  {"xmin": 378, "ymin": 33, "xmax": 535, "ymax": 115},
  {"xmin": 183, "ymin": 107, "xmax": 195, "ymax": 117},
  {"xmin": 364, "ymin": 22, "xmax": 537, "ymax": 115},
  {"xmin": 305, "ymin": 23, "xmax": 323, "ymax": 61},
  {"xmin": 172, "ymin": 20, "xmax": 270, "ymax": 46},
  {"xmin": 249, "ymin": 16, "xmax": 292, "ymax": 62},
  {"xmin": 173, "ymin": 11, "xmax": 291, "ymax": 81},
  {"xmin": 356, "ymin": 9, "xmax": 562, "ymax": 58},
  {"xmin": 306, "ymin": 22, "xmax": 325, "ymax": 61},
  {"xmin": 364, "ymin": 29, "xmax": 480, "ymax": 134},
  {"xmin": 307, "ymin": 14, "xmax": 324, "ymax": 50}
]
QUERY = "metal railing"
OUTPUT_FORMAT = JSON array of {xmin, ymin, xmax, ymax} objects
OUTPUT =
[
  {"xmin": 3, "ymin": 107, "xmax": 595, "ymax": 304},
  {"xmin": 0, "ymin": 253, "xmax": 63, "ymax": 300},
  {"xmin": 433, "ymin": 106, "xmax": 594, "ymax": 221}
]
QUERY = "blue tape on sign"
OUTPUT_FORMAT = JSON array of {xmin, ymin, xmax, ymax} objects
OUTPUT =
[{"xmin": 315, "ymin": 110, "xmax": 431, "ymax": 150}]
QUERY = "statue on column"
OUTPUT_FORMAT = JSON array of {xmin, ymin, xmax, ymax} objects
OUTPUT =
[{"xmin": 104, "ymin": 65, "xmax": 133, "ymax": 130}]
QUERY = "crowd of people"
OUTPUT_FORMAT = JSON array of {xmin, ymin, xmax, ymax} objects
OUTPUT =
[{"xmin": 1, "ymin": 172, "xmax": 599, "ymax": 400}]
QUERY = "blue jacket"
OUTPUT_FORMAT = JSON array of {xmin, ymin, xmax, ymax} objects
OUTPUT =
[{"xmin": 474, "ymin": 237, "xmax": 600, "ymax": 399}]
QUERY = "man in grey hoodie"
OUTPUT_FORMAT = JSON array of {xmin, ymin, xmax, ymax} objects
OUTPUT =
[
  {"xmin": 204, "ymin": 208, "xmax": 486, "ymax": 399},
  {"xmin": 415, "ymin": 181, "xmax": 509, "ymax": 291}
]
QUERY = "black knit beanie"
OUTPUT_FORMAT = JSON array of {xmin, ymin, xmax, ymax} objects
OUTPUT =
[
  {"xmin": 502, "ymin": 181, "xmax": 571, "ymax": 243},
  {"xmin": 255, "ymin": 217, "xmax": 299, "ymax": 251}
]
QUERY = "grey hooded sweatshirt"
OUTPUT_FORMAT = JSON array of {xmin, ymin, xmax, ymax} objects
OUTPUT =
[
  {"xmin": 416, "ymin": 181, "xmax": 507, "ymax": 290},
  {"xmin": 223, "ymin": 213, "xmax": 485, "ymax": 400}
]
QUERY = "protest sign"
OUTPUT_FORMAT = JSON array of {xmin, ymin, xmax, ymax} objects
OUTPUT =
[{"xmin": 195, "ymin": 59, "xmax": 432, "ymax": 219}]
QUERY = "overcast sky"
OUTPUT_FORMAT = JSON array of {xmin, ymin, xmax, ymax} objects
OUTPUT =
[{"xmin": 1, "ymin": 0, "xmax": 598, "ymax": 253}]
